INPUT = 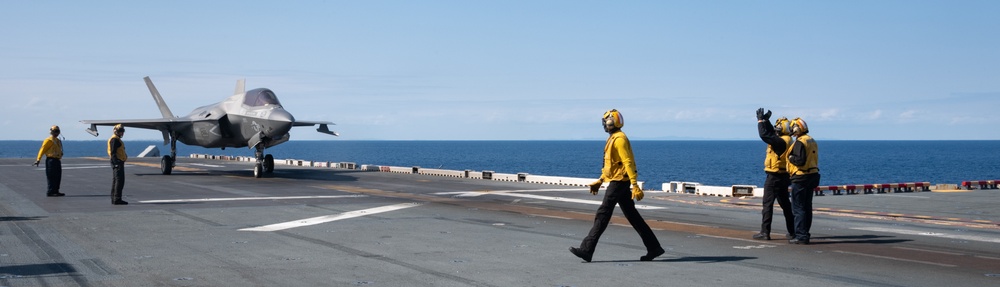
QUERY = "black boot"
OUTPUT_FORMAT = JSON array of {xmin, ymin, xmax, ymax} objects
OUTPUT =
[
  {"xmin": 569, "ymin": 247, "xmax": 592, "ymax": 262},
  {"xmin": 640, "ymin": 247, "xmax": 665, "ymax": 261}
]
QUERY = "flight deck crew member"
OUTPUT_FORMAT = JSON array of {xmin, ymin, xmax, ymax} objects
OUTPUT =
[
  {"xmin": 753, "ymin": 109, "xmax": 794, "ymax": 240},
  {"xmin": 34, "ymin": 125, "xmax": 65, "ymax": 197},
  {"xmin": 570, "ymin": 109, "xmax": 665, "ymax": 262},
  {"xmin": 108, "ymin": 124, "xmax": 128, "ymax": 205},
  {"xmin": 787, "ymin": 117, "xmax": 819, "ymax": 244}
]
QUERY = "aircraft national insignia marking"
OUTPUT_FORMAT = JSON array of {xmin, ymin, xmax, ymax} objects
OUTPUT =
[{"xmin": 251, "ymin": 120, "xmax": 261, "ymax": 132}]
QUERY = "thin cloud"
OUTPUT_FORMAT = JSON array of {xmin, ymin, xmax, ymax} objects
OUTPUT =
[
  {"xmin": 867, "ymin": 109, "xmax": 882, "ymax": 120},
  {"xmin": 819, "ymin": 109, "xmax": 839, "ymax": 120},
  {"xmin": 897, "ymin": 110, "xmax": 919, "ymax": 122}
]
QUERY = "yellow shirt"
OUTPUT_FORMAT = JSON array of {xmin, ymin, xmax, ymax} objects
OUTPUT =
[
  {"xmin": 600, "ymin": 131, "xmax": 638, "ymax": 185},
  {"xmin": 763, "ymin": 135, "xmax": 792, "ymax": 173},
  {"xmin": 786, "ymin": 134, "xmax": 819, "ymax": 176},
  {"xmin": 36, "ymin": 136, "xmax": 63, "ymax": 161},
  {"xmin": 108, "ymin": 134, "xmax": 128, "ymax": 162}
]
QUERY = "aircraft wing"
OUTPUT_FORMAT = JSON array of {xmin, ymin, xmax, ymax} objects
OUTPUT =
[
  {"xmin": 293, "ymin": 121, "xmax": 339, "ymax": 136},
  {"xmin": 80, "ymin": 118, "xmax": 195, "ymax": 143}
]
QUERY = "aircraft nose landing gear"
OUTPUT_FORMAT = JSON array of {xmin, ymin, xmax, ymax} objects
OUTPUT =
[
  {"xmin": 253, "ymin": 143, "xmax": 275, "ymax": 178},
  {"xmin": 254, "ymin": 162, "xmax": 263, "ymax": 178},
  {"xmin": 254, "ymin": 145, "xmax": 264, "ymax": 178}
]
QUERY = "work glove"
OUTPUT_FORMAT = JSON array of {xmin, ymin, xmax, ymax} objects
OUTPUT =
[
  {"xmin": 756, "ymin": 108, "xmax": 772, "ymax": 122},
  {"xmin": 631, "ymin": 184, "xmax": 644, "ymax": 201},
  {"xmin": 588, "ymin": 180, "xmax": 602, "ymax": 195},
  {"xmin": 33, "ymin": 161, "xmax": 39, "ymax": 167}
]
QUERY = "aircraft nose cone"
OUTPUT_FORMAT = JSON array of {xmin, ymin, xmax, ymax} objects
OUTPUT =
[
  {"xmin": 266, "ymin": 109, "xmax": 294, "ymax": 137},
  {"xmin": 271, "ymin": 109, "xmax": 294, "ymax": 123}
]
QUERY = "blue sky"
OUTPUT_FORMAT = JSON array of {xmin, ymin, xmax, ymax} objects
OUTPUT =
[{"xmin": 3, "ymin": 1, "xmax": 998, "ymax": 141}]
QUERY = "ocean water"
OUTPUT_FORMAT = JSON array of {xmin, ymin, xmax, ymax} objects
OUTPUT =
[{"xmin": 4, "ymin": 140, "xmax": 999, "ymax": 189}]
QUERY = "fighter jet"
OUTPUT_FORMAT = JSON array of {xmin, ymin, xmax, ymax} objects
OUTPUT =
[{"xmin": 81, "ymin": 76, "xmax": 338, "ymax": 178}]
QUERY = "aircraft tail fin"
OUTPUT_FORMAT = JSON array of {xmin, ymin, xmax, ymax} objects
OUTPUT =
[
  {"xmin": 234, "ymin": 78, "xmax": 245, "ymax": 95},
  {"xmin": 144, "ymin": 76, "xmax": 175, "ymax": 119}
]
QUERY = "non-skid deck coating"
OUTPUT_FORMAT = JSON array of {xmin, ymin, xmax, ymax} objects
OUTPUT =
[{"xmin": 1, "ymin": 157, "xmax": 998, "ymax": 286}]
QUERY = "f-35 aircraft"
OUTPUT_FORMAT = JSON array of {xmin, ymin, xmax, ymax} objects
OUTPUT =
[{"xmin": 81, "ymin": 76, "xmax": 338, "ymax": 178}]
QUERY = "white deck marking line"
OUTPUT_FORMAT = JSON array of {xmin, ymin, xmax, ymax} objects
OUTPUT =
[
  {"xmin": 435, "ymin": 188, "xmax": 589, "ymax": 197},
  {"xmin": 240, "ymin": 202, "xmax": 423, "ymax": 232},
  {"xmin": 495, "ymin": 192, "xmax": 666, "ymax": 210},
  {"xmin": 892, "ymin": 246, "xmax": 965, "ymax": 256},
  {"xmin": 33, "ymin": 165, "xmax": 111, "ymax": 170},
  {"xmin": 697, "ymin": 233, "xmax": 774, "ymax": 244},
  {"xmin": 140, "ymin": 195, "xmax": 367, "ymax": 204},
  {"xmin": 869, "ymin": 194, "xmax": 930, "ymax": 199},
  {"xmin": 0, "ymin": 164, "xmax": 105, "ymax": 167},
  {"xmin": 833, "ymin": 250, "xmax": 957, "ymax": 267},
  {"xmin": 435, "ymin": 190, "xmax": 666, "ymax": 210},
  {"xmin": 188, "ymin": 163, "xmax": 225, "ymax": 168},
  {"xmin": 851, "ymin": 227, "xmax": 1000, "ymax": 244},
  {"xmin": 530, "ymin": 214, "xmax": 572, "ymax": 220}
]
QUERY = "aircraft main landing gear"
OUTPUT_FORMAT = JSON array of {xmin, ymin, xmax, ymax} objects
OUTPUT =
[
  {"xmin": 264, "ymin": 154, "xmax": 274, "ymax": 173},
  {"xmin": 161, "ymin": 136, "xmax": 178, "ymax": 175},
  {"xmin": 161, "ymin": 155, "xmax": 174, "ymax": 175}
]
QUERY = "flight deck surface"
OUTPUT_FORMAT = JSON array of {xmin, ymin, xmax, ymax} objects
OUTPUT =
[{"xmin": 1, "ymin": 158, "xmax": 998, "ymax": 286}]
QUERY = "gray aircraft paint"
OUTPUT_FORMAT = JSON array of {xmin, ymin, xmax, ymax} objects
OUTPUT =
[{"xmin": 81, "ymin": 76, "xmax": 337, "ymax": 177}]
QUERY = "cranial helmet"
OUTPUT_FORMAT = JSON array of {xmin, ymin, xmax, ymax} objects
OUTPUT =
[
  {"xmin": 790, "ymin": 117, "xmax": 808, "ymax": 135},
  {"xmin": 113, "ymin": 124, "xmax": 125, "ymax": 133},
  {"xmin": 602, "ymin": 109, "xmax": 624, "ymax": 129},
  {"xmin": 50, "ymin": 125, "xmax": 60, "ymax": 133},
  {"xmin": 774, "ymin": 117, "xmax": 790, "ymax": 136}
]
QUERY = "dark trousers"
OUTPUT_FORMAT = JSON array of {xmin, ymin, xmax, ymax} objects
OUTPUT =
[
  {"xmin": 111, "ymin": 163, "xmax": 125, "ymax": 201},
  {"xmin": 790, "ymin": 173, "xmax": 820, "ymax": 240},
  {"xmin": 45, "ymin": 158, "xmax": 62, "ymax": 195},
  {"xmin": 579, "ymin": 181, "xmax": 661, "ymax": 254},
  {"xmin": 761, "ymin": 172, "xmax": 793, "ymax": 235}
]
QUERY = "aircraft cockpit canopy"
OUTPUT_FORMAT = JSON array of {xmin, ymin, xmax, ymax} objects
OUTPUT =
[{"xmin": 243, "ymin": 88, "xmax": 282, "ymax": 107}]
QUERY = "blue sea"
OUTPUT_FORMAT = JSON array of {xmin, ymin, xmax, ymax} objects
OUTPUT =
[{"xmin": 4, "ymin": 140, "xmax": 999, "ymax": 189}]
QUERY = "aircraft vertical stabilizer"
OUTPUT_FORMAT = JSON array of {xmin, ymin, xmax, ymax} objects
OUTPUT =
[
  {"xmin": 144, "ymin": 76, "xmax": 175, "ymax": 119},
  {"xmin": 234, "ymin": 79, "xmax": 245, "ymax": 95}
]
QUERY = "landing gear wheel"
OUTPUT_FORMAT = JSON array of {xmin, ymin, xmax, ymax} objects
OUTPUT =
[
  {"xmin": 254, "ymin": 163, "xmax": 263, "ymax": 178},
  {"xmin": 264, "ymin": 154, "xmax": 274, "ymax": 173},
  {"xmin": 161, "ymin": 155, "xmax": 174, "ymax": 175}
]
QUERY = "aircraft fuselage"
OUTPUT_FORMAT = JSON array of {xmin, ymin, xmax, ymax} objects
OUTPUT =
[{"xmin": 176, "ymin": 88, "xmax": 295, "ymax": 149}]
